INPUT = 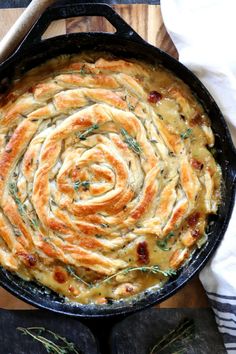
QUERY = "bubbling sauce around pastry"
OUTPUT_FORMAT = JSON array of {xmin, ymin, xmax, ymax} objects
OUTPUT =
[{"xmin": 0, "ymin": 53, "xmax": 221, "ymax": 304}]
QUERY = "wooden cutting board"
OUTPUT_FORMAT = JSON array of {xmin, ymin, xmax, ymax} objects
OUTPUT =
[{"xmin": 0, "ymin": 4, "xmax": 208, "ymax": 309}]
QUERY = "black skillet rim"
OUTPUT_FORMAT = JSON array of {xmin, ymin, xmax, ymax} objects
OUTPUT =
[{"xmin": 0, "ymin": 16, "xmax": 235, "ymax": 318}]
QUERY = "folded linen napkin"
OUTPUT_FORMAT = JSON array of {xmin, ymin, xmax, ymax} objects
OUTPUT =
[{"xmin": 161, "ymin": 0, "xmax": 236, "ymax": 352}]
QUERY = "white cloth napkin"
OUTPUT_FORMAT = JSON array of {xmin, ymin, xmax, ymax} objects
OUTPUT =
[{"xmin": 161, "ymin": 1, "xmax": 236, "ymax": 352}]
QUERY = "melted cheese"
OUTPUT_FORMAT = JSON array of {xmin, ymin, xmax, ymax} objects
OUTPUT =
[{"xmin": 0, "ymin": 53, "xmax": 222, "ymax": 304}]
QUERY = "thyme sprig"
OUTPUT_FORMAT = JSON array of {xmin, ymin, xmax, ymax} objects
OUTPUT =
[
  {"xmin": 8, "ymin": 182, "xmax": 39, "ymax": 230},
  {"xmin": 149, "ymin": 318, "xmax": 195, "ymax": 354},
  {"xmin": 157, "ymin": 231, "xmax": 175, "ymax": 251},
  {"xmin": 73, "ymin": 180, "xmax": 90, "ymax": 192},
  {"xmin": 79, "ymin": 65, "xmax": 87, "ymax": 76},
  {"xmin": 125, "ymin": 95, "xmax": 138, "ymax": 111},
  {"xmin": 78, "ymin": 124, "xmax": 99, "ymax": 140},
  {"xmin": 120, "ymin": 128, "xmax": 142, "ymax": 155},
  {"xmin": 17, "ymin": 326, "xmax": 81, "ymax": 354},
  {"xmin": 98, "ymin": 265, "xmax": 176, "ymax": 286},
  {"xmin": 180, "ymin": 128, "xmax": 192, "ymax": 140},
  {"xmin": 66, "ymin": 265, "xmax": 91, "ymax": 287},
  {"xmin": 30, "ymin": 218, "xmax": 39, "ymax": 229},
  {"xmin": 127, "ymin": 102, "xmax": 135, "ymax": 111},
  {"xmin": 8, "ymin": 182, "xmax": 25, "ymax": 216},
  {"xmin": 66, "ymin": 265, "xmax": 176, "ymax": 288}
]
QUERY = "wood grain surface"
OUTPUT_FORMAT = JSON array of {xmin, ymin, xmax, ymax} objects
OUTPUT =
[{"xmin": 0, "ymin": 4, "xmax": 208, "ymax": 309}]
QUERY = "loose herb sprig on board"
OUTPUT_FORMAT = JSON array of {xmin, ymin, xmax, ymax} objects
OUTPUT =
[
  {"xmin": 157, "ymin": 231, "xmax": 175, "ymax": 251},
  {"xmin": 78, "ymin": 124, "xmax": 99, "ymax": 140},
  {"xmin": 17, "ymin": 327, "xmax": 81, "ymax": 354},
  {"xmin": 120, "ymin": 128, "xmax": 142, "ymax": 155},
  {"xmin": 149, "ymin": 318, "xmax": 195, "ymax": 354}
]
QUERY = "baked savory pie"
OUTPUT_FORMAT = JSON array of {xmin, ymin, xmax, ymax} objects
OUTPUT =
[{"xmin": 0, "ymin": 53, "xmax": 221, "ymax": 304}]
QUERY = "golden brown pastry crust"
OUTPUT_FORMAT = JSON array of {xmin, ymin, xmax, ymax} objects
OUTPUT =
[{"xmin": 0, "ymin": 53, "xmax": 221, "ymax": 304}]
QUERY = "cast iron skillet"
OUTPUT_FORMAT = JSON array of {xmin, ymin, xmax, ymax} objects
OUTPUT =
[{"xmin": 0, "ymin": 3, "xmax": 235, "ymax": 319}]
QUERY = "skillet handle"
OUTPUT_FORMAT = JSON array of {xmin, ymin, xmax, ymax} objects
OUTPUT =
[{"xmin": 20, "ymin": 3, "xmax": 143, "ymax": 49}]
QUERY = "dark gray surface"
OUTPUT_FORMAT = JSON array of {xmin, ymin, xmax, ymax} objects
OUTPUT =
[
  {"xmin": 0, "ymin": 308, "xmax": 227, "ymax": 353},
  {"xmin": 0, "ymin": 310, "xmax": 99, "ymax": 354},
  {"xmin": 111, "ymin": 308, "xmax": 227, "ymax": 354},
  {"xmin": 0, "ymin": 0, "xmax": 160, "ymax": 8}
]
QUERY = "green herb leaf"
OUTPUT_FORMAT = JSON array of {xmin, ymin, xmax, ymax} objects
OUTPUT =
[
  {"xmin": 8, "ymin": 182, "xmax": 17, "ymax": 195},
  {"xmin": 8, "ymin": 182, "xmax": 25, "ymax": 216},
  {"xmin": 66, "ymin": 265, "xmax": 91, "ymax": 287},
  {"xmin": 81, "ymin": 181, "xmax": 90, "ymax": 190},
  {"xmin": 17, "ymin": 327, "xmax": 81, "ymax": 354},
  {"xmin": 120, "ymin": 128, "xmax": 142, "ymax": 155},
  {"xmin": 127, "ymin": 102, "xmax": 135, "ymax": 111},
  {"xmin": 209, "ymin": 147, "xmax": 217, "ymax": 157},
  {"xmin": 124, "ymin": 95, "xmax": 138, "ymax": 111},
  {"xmin": 78, "ymin": 124, "xmax": 99, "ymax": 141},
  {"xmin": 149, "ymin": 318, "xmax": 195, "ymax": 354},
  {"xmin": 13, "ymin": 228, "xmax": 22, "ymax": 237},
  {"xmin": 30, "ymin": 218, "xmax": 39, "ymax": 229},
  {"xmin": 79, "ymin": 65, "xmax": 87, "ymax": 76},
  {"xmin": 180, "ymin": 128, "xmax": 192, "ymax": 140},
  {"xmin": 100, "ymin": 223, "xmax": 109, "ymax": 229},
  {"xmin": 9, "ymin": 183, "xmax": 39, "ymax": 230},
  {"xmin": 197, "ymin": 233, "xmax": 208, "ymax": 248},
  {"xmin": 73, "ymin": 180, "xmax": 90, "ymax": 192},
  {"xmin": 157, "ymin": 231, "xmax": 175, "ymax": 251}
]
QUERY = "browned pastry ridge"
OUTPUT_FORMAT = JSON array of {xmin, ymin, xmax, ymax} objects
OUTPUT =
[{"xmin": 0, "ymin": 54, "xmax": 221, "ymax": 304}]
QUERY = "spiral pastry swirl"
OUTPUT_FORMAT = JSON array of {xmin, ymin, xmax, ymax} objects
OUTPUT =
[{"xmin": 0, "ymin": 54, "xmax": 221, "ymax": 304}]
